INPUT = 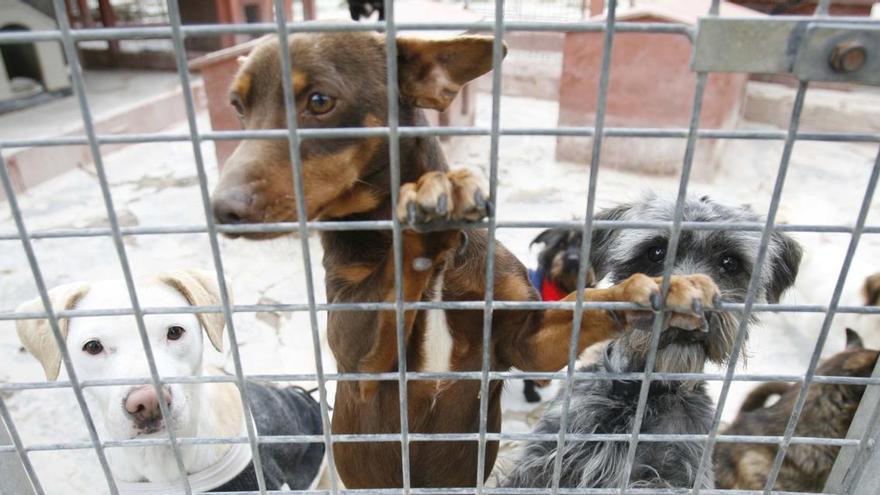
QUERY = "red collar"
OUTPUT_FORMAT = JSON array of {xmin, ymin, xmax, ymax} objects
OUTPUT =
[{"xmin": 541, "ymin": 277, "xmax": 568, "ymax": 301}]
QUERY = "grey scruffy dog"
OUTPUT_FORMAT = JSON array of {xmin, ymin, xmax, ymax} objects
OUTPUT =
[{"xmin": 501, "ymin": 194, "xmax": 803, "ymax": 490}]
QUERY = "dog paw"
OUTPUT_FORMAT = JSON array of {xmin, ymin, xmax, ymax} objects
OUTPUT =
[
  {"xmin": 396, "ymin": 169, "xmax": 489, "ymax": 228},
  {"xmin": 618, "ymin": 273, "xmax": 719, "ymax": 331}
]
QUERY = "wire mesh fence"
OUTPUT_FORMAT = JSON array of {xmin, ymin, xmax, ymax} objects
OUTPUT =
[{"xmin": 1, "ymin": 0, "xmax": 879, "ymax": 494}]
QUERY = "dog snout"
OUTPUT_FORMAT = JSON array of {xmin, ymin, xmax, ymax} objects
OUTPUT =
[
  {"xmin": 563, "ymin": 251, "xmax": 580, "ymax": 271},
  {"xmin": 124, "ymin": 386, "xmax": 171, "ymax": 425},
  {"xmin": 212, "ymin": 187, "xmax": 256, "ymax": 225}
]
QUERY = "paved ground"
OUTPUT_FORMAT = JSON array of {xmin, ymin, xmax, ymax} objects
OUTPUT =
[{"xmin": 1, "ymin": 86, "xmax": 879, "ymax": 492}]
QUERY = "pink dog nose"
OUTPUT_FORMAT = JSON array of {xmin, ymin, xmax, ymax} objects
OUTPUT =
[{"xmin": 124, "ymin": 386, "xmax": 172, "ymax": 424}]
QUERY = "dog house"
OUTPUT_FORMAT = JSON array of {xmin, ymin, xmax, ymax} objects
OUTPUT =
[
  {"xmin": 0, "ymin": 0, "xmax": 69, "ymax": 104},
  {"xmin": 556, "ymin": 0, "xmax": 759, "ymax": 181}
]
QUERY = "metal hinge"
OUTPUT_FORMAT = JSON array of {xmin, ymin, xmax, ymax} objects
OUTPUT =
[{"xmin": 692, "ymin": 17, "xmax": 880, "ymax": 85}]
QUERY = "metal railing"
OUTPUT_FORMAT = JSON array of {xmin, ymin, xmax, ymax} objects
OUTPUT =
[{"xmin": 1, "ymin": 0, "xmax": 879, "ymax": 494}]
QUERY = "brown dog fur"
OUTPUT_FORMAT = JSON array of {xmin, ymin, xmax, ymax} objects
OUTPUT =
[
  {"xmin": 714, "ymin": 328, "xmax": 879, "ymax": 492},
  {"xmin": 212, "ymin": 32, "xmax": 720, "ymax": 489}
]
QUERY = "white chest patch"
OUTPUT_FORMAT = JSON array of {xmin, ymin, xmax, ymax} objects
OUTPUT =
[{"xmin": 421, "ymin": 274, "xmax": 454, "ymax": 374}]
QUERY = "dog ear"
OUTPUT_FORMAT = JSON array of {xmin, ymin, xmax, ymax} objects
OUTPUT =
[
  {"xmin": 845, "ymin": 328, "xmax": 865, "ymax": 350},
  {"xmin": 589, "ymin": 205, "xmax": 631, "ymax": 282},
  {"xmin": 16, "ymin": 283, "xmax": 91, "ymax": 381},
  {"xmin": 862, "ymin": 273, "xmax": 880, "ymax": 307},
  {"xmin": 531, "ymin": 228, "xmax": 563, "ymax": 248},
  {"xmin": 158, "ymin": 270, "xmax": 229, "ymax": 352},
  {"xmin": 397, "ymin": 35, "xmax": 506, "ymax": 111},
  {"xmin": 766, "ymin": 232, "xmax": 803, "ymax": 304}
]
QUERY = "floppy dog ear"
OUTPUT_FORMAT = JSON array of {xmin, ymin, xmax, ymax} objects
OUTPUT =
[
  {"xmin": 531, "ymin": 228, "xmax": 563, "ymax": 248},
  {"xmin": 159, "ymin": 270, "xmax": 229, "ymax": 352},
  {"xmin": 589, "ymin": 205, "xmax": 631, "ymax": 283},
  {"xmin": 862, "ymin": 273, "xmax": 880, "ymax": 307},
  {"xmin": 397, "ymin": 35, "xmax": 507, "ymax": 111},
  {"xmin": 766, "ymin": 232, "xmax": 803, "ymax": 304},
  {"xmin": 16, "ymin": 283, "xmax": 91, "ymax": 381}
]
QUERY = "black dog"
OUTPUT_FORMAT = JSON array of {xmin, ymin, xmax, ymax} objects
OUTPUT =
[
  {"xmin": 347, "ymin": 0, "xmax": 384, "ymax": 20},
  {"xmin": 523, "ymin": 228, "xmax": 595, "ymax": 402}
]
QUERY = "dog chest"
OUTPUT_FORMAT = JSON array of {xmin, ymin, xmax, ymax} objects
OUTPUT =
[{"xmin": 421, "ymin": 274, "xmax": 454, "ymax": 373}]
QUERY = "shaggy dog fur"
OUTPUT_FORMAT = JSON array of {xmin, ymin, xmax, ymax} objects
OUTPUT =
[{"xmin": 501, "ymin": 194, "xmax": 803, "ymax": 490}]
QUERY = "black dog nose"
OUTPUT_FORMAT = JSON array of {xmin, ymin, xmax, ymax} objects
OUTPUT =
[
  {"xmin": 212, "ymin": 190, "xmax": 253, "ymax": 225},
  {"xmin": 564, "ymin": 252, "xmax": 580, "ymax": 270}
]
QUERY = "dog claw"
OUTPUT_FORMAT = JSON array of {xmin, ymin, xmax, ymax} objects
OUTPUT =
[
  {"xmin": 406, "ymin": 202, "xmax": 417, "ymax": 225},
  {"xmin": 456, "ymin": 231, "xmax": 470, "ymax": 256},
  {"xmin": 692, "ymin": 298, "xmax": 703, "ymax": 315},
  {"xmin": 649, "ymin": 292, "xmax": 662, "ymax": 311},
  {"xmin": 436, "ymin": 194, "xmax": 448, "ymax": 216}
]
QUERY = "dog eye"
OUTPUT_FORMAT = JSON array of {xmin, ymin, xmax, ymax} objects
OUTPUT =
[
  {"xmin": 82, "ymin": 340, "xmax": 104, "ymax": 355},
  {"xmin": 307, "ymin": 93, "xmax": 336, "ymax": 115},
  {"xmin": 167, "ymin": 325, "xmax": 186, "ymax": 341},
  {"xmin": 230, "ymin": 94, "xmax": 245, "ymax": 119},
  {"xmin": 719, "ymin": 255, "xmax": 740, "ymax": 274},
  {"xmin": 646, "ymin": 246, "xmax": 666, "ymax": 263}
]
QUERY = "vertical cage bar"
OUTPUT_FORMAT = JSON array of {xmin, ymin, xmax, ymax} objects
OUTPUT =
[
  {"xmin": 475, "ymin": 0, "xmax": 506, "ymax": 491},
  {"xmin": 49, "ymin": 0, "xmax": 193, "ymax": 490},
  {"xmin": 815, "ymin": 0, "xmax": 832, "ymax": 16},
  {"xmin": 0, "ymin": 151, "xmax": 118, "ymax": 493},
  {"xmin": 762, "ymin": 147, "xmax": 880, "ymax": 493},
  {"xmin": 0, "ymin": 396, "xmax": 41, "ymax": 495},
  {"xmin": 270, "ymin": 1, "xmax": 341, "ymax": 493},
  {"xmin": 164, "ymin": 0, "xmax": 272, "ymax": 493},
  {"xmin": 691, "ymin": 80, "xmax": 812, "ymax": 495},
  {"xmin": 382, "ymin": 0, "xmax": 413, "ymax": 491},
  {"xmin": 549, "ymin": 1, "xmax": 617, "ymax": 493},
  {"xmin": 617, "ymin": 1, "xmax": 719, "ymax": 490}
]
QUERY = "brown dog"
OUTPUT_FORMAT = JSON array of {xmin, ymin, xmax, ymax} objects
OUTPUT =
[
  {"xmin": 862, "ymin": 272, "xmax": 880, "ymax": 306},
  {"xmin": 211, "ymin": 31, "xmax": 720, "ymax": 489},
  {"xmin": 714, "ymin": 328, "xmax": 879, "ymax": 492}
]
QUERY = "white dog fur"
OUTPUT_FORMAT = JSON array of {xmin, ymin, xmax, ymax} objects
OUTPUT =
[{"xmin": 15, "ymin": 270, "xmax": 246, "ymax": 484}]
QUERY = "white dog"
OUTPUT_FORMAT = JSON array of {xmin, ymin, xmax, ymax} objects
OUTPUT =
[{"xmin": 16, "ymin": 270, "xmax": 324, "ymax": 493}]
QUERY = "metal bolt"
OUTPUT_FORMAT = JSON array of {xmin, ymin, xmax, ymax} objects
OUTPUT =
[{"xmin": 829, "ymin": 41, "xmax": 868, "ymax": 73}]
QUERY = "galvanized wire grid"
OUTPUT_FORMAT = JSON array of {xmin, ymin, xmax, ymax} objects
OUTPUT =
[{"xmin": 1, "ymin": 0, "xmax": 879, "ymax": 494}]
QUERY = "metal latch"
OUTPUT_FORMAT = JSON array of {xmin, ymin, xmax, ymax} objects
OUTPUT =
[{"xmin": 692, "ymin": 18, "xmax": 880, "ymax": 85}]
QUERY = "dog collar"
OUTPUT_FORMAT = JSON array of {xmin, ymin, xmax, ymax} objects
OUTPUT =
[
  {"xmin": 116, "ymin": 420, "xmax": 253, "ymax": 494},
  {"xmin": 527, "ymin": 267, "xmax": 568, "ymax": 302}
]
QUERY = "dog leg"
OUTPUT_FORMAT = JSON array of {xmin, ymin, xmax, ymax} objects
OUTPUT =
[
  {"xmin": 510, "ymin": 273, "xmax": 719, "ymax": 372},
  {"xmin": 356, "ymin": 169, "xmax": 488, "ymax": 401}
]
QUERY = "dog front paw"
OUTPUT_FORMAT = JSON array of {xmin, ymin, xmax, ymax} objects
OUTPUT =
[
  {"xmin": 618, "ymin": 273, "xmax": 719, "ymax": 331},
  {"xmin": 396, "ymin": 169, "xmax": 489, "ymax": 228}
]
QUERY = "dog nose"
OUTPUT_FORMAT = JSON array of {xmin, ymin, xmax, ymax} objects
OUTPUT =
[
  {"xmin": 212, "ymin": 189, "xmax": 253, "ymax": 225},
  {"xmin": 124, "ymin": 386, "xmax": 171, "ymax": 423},
  {"xmin": 564, "ymin": 252, "xmax": 580, "ymax": 269}
]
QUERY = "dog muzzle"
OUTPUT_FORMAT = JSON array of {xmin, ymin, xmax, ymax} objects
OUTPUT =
[{"xmin": 658, "ymin": 326, "xmax": 709, "ymax": 350}]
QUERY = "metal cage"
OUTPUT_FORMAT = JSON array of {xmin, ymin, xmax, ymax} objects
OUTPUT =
[{"xmin": 1, "ymin": 0, "xmax": 880, "ymax": 494}]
